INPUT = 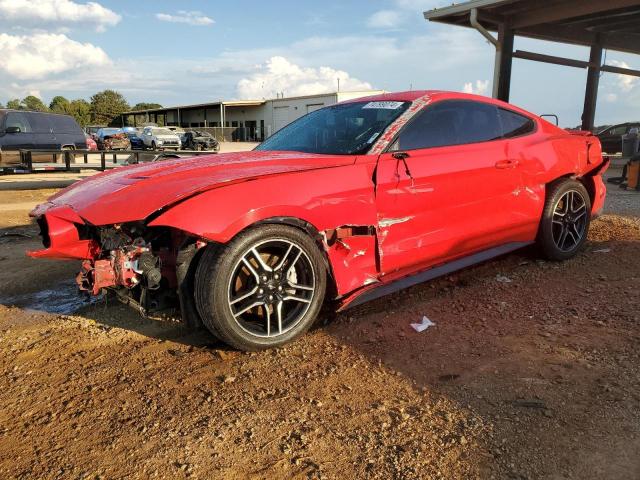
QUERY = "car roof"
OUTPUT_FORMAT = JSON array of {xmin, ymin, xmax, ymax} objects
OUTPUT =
[
  {"xmin": 340, "ymin": 90, "xmax": 543, "ymax": 122},
  {"xmin": 0, "ymin": 109, "xmax": 73, "ymax": 118},
  {"xmin": 342, "ymin": 90, "xmax": 518, "ymax": 107}
]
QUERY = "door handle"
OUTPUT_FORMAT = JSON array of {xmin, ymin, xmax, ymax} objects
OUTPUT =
[{"xmin": 495, "ymin": 159, "xmax": 518, "ymax": 169}]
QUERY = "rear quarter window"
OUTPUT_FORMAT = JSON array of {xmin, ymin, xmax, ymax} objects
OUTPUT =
[{"xmin": 498, "ymin": 109, "xmax": 535, "ymax": 138}]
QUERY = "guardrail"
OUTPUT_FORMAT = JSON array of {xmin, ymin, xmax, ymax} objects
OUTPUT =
[{"xmin": 0, "ymin": 148, "xmax": 217, "ymax": 174}]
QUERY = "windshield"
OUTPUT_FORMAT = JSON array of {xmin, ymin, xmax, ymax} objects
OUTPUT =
[
  {"xmin": 101, "ymin": 128, "xmax": 121, "ymax": 136},
  {"xmin": 256, "ymin": 101, "xmax": 410, "ymax": 155},
  {"xmin": 154, "ymin": 128, "xmax": 175, "ymax": 135}
]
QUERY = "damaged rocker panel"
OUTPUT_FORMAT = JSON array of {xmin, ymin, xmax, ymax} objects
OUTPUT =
[{"xmin": 340, "ymin": 241, "xmax": 532, "ymax": 310}]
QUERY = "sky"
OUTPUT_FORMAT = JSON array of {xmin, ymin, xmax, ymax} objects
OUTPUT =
[{"xmin": 0, "ymin": 0, "xmax": 638, "ymax": 127}]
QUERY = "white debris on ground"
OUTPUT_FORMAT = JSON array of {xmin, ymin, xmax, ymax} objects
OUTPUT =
[
  {"xmin": 410, "ymin": 315, "xmax": 436, "ymax": 332},
  {"xmin": 496, "ymin": 274, "xmax": 512, "ymax": 283}
]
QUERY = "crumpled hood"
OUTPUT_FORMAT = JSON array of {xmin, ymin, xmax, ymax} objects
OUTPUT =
[{"xmin": 32, "ymin": 151, "xmax": 356, "ymax": 225}]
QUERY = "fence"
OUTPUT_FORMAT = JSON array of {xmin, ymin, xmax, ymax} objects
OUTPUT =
[
  {"xmin": 176, "ymin": 127, "xmax": 265, "ymax": 142},
  {"xmin": 0, "ymin": 149, "xmax": 215, "ymax": 174}
]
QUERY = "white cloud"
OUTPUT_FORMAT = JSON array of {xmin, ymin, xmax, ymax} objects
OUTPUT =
[
  {"xmin": 155, "ymin": 11, "xmax": 214, "ymax": 26},
  {"xmin": 609, "ymin": 60, "xmax": 638, "ymax": 93},
  {"xmin": 0, "ymin": 33, "xmax": 110, "ymax": 80},
  {"xmin": 462, "ymin": 79, "xmax": 490, "ymax": 96},
  {"xmin": 367, "ymin": 1, "xmax": 448, "ymax": 29},
  {"xmin": 0, "ymin": 0, "xmax": 120, "ymax": 32},
  {"xmin": 236, "ymin": 56, "xmax": 373, "ymax": 99},
  {"xmin": 604, "ymin": 93, "xmax": 618, "ymax": 103},
  {"xmin": 394, "ymin": 0, "xmax": 449, "ymax": 10},
  {"xmin": 367, "ymin": 10, "xmax": 404, "ymax": 29}
]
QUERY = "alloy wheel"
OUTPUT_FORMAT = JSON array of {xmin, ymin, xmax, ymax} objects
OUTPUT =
[
  {"xmin": 551, "ymin": 189, "xmax": 588, "ymax": 252},
  {"xmin": 227, "ymin": 238, "xmax": 316, "ymax": 338}
]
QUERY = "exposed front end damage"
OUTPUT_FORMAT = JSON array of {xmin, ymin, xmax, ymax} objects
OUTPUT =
[{"xmin": 28, "ymin": 206, "xmax": 205, "ymax": 322}]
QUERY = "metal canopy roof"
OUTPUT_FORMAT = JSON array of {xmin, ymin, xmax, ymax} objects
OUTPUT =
[
  {"xmin": 122, "ymin": 100, "xmax": 265, "ymax": 116},
  {"xmin": 425, "ymin": 0, "xmax": 640, "ymax": 55}
]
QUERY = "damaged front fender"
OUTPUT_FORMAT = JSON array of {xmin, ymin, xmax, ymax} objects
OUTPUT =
[{"xmin": 148, "ymin": 162, "xmax": 383, "ymax": 297}]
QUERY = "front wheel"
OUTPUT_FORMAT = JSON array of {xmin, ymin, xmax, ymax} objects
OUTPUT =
[
  {"xmin": 194, "ymin": 225, "xmax": 327, "ymax": 350},
  {"xmin": 537, "ymin": 179, "xmax": 591, "ymax": 261}
]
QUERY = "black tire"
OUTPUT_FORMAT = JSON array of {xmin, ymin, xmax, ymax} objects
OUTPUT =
[
  {"xmin": 194, "ymin": 225, "xmax": 327, "ymax": 351},
  {"xmin": 537, "ymin": 179, "xmax": 591, "ymax": 261},
  {"xmin": 151, "ymin": 141, "xmax": 157, "ymax": 151}
]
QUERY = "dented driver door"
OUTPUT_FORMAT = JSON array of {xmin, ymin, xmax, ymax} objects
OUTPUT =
[
  {"xmin": 374, "ymin": 140, "xmax": 523, "ymax": 278},
  {"xmin": 373, "ymin": 99, "xmax": 527, "ymax": 277}
]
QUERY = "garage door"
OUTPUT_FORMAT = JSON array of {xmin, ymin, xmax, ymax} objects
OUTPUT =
[{"xmin": 273, "ymin": 106, "xmax": 290, "ymax": 133}]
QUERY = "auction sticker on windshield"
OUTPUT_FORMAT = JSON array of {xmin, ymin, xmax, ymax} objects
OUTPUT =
[{"xmin": 362, "ymin": 101, "xmax": 405, "ymax": 110}]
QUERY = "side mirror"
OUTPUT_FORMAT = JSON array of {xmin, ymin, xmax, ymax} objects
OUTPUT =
[{"xmin": 6, "ymin": 126, "xmax": 21, "ymax": 133}]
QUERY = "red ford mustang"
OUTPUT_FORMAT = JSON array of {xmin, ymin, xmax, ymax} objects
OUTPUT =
[{"xmin": 29, "ymin": 91, "xmax": 608, "ymax": 350}]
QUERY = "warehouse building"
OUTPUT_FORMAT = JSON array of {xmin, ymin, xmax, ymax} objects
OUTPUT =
[{"xmin": 120, "ymin": 90, "xmax": 384, "ymax": 141}]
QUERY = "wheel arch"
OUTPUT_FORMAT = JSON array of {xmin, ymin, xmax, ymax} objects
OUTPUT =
[
  {"xmin": 244, "ymin": 216, "xmax": 339, "ymax": 298},
  {"xmin": 178, "ymin": 212, "xmax": 379, "ymax": 303},
  {"xmin": 543, "ymin": 172, "xmax": 596, "ymax": 208}
]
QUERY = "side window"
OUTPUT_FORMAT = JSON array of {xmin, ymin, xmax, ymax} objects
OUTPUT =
[
  {"xmin": 28, "ymin": 113, "xmax": 53, "ymax": 133},
  {"xmin": 611, "ymin": 125, "xmax": 627, "ymax": 135},
  {"xmin": 498, "ymin": 108, "xmax": 535, "ymax": 138},
  {"xmin": 393, "ymin": 100, "xmax": 501, "ymax": 151},
  {"xmin": 53, "ymin": 115, "xmax": 81, "ymax": 134},
  {"xmin": 5, "ymin": 112, "xmax": 32, "ymax": 133}
]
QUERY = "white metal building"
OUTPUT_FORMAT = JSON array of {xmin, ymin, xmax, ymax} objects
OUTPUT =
[{"xmin": 121, "ymin": 91, "xmax": 384, "ymax": 141}]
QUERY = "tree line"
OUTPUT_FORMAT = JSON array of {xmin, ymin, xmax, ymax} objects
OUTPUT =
[{"xmin": 0, "ymin": 90, "xmax": 161, "ymax": 127}]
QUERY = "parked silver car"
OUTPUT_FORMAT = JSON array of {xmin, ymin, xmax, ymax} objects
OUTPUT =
[{"xmin": 140, "ymin": 126, "xmax": 181, "ymax": 150}]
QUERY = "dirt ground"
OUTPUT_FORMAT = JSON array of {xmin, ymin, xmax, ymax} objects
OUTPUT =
[{"xmin": 0, "ymin": 167, "xmax": 638, "ymax": 479}]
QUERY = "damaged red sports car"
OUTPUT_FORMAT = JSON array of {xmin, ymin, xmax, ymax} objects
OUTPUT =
[{"xmin": 29, "ymin": 91, "xmax": 609, "ymax": 350}]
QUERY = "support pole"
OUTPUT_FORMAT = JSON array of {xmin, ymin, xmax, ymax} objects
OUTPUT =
[
  {"xmin": 469, "ymin": 9, "xmax": 513, "ymax": 101},
  {"xmin": 581, "ymin": 39, "xmax": 603, "ymax": 132},
  {"xmin": 493, "ymin": 23, "xmax": 514, "ymax": 101}
]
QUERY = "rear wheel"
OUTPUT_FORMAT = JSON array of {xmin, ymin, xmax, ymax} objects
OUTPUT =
[
  {"xmin": 537, "ymin": 179, "xmax": 591, "ymax": 261},
  {"xmin": 195, "ymin": 225, "xmax": 326, "ymax": 350}
]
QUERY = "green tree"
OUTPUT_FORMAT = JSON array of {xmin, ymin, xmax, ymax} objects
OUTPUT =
[
  {"xmin": 21, "ymin": 95, "xmax": 49, "ymax": 112},
  {"xmin": 7, "ymin": 99, "xmax": 21, "ymax": 110},
  {"xmin": 90, "ymin": 90, "xmax": 130, "ymax": 125},
  {"xmin": 67, "ymin": 99, "xmax": 91, "ymax": 127},
  {"xmin": 49, "ymin": 95, "xmax": 70, "ymax": 114},
  {"xmin": 131, "ymin": 102, "xmax": 162, "ymax": 111}
]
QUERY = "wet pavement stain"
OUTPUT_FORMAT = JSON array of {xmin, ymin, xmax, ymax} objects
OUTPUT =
[{"xmin": 0, "ymin": 279, "xmax": 101, "ymax": 314}]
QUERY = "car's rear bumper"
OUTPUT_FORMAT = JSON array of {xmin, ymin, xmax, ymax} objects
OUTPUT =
[{"xmin": 589, "ymin": 159, "xmax": 609, "ymax": 218}]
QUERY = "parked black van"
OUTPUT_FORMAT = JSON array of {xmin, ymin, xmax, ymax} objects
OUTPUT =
[{"xmin": 0, "ymin": 110, "xmax": 86, "ymax": 162}]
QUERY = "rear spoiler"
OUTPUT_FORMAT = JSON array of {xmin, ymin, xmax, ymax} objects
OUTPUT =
[{"xmin": 567, "ymin": 130, "xmax": 595, "ymax": 136}]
